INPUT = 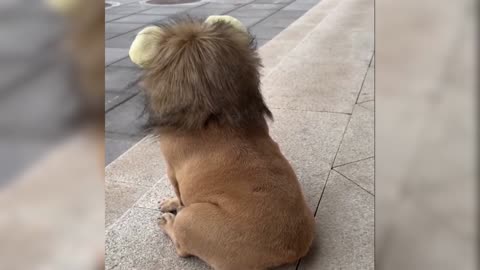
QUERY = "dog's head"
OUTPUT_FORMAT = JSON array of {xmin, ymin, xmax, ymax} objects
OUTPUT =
[{"xmin": 130, "ymin": 16, "xmax": 272, "ymax": 132}]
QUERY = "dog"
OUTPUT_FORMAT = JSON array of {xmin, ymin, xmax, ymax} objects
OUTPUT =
[{"xmin": 137, "ymin": 17, "xmax": 315, "ymax": 270}]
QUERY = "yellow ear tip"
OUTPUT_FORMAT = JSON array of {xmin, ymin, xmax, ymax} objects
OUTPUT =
[
  {"xmin": 129, "ymin": 26, "xmax": 163, "ymax": 68},
  {"xmin": 45, "ymin": 0, "xmax": 78, "ymax": 14},
  {"xmin": 205, "ymin": 15, "xmax": 247, "ymax": 33}
]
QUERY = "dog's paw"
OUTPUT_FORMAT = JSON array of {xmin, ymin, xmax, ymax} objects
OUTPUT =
[
  {"xmin": 157, "ymin": 213, "xmax": 175, "ymax": 227},
  {"xmin": 158, "ymin": 197, "xmax": 181, "ymax": 212}
]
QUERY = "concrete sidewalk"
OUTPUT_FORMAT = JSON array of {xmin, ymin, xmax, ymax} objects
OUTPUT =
[{"xmin": 105, "ymin": 0, "xmax": 374, "ymax": 268}]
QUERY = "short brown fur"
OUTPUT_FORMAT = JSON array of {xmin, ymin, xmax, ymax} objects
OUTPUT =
[{"xmin": 142, "ymin": 17, "xmax": 314, "ymax": 270}]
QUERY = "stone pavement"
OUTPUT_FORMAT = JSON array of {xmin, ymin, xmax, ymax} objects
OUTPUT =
[
  {"xmin": 105, "ymin": 0, "xmax": 328, "ymax": 165},
  {"xmin": 105, "ymin": 0, "xmax": 374, "ymax": 268}
]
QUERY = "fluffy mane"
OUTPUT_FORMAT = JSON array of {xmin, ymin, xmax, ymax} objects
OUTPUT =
[{"xmin": 140, "ymin": 17, "xmax": 272, "ymax": 132}]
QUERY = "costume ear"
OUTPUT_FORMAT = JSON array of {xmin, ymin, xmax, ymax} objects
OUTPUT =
[
  {"xmin": 129, "ymin": 26, "xmax": 164, "ymax": 68},
  {"xmin": 204, "ymin": 15, "xmax": 247, "ymax": 33},
  {"xmin": 45, "ymin": 0, "xmax": 79, "ymax": 14}
]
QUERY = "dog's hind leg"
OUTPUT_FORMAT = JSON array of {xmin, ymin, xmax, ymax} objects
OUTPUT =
[
  {"xmin": 157, "ymin": 213, "xmax": 190, "ymax": 257},
  {"xmin": 165, "ymin": 203, "xmax": 268, "ymax": 270}
]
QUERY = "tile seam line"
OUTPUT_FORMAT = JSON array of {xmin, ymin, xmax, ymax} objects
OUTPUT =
[
  {"xmin": 313, "ymin": 168, "xmax": 333, "ymax": 217},
  {"xmin": 106, "ymin": 6, "xmax": 157, "ymax": 23},
  {"xmin": 106, "ymin": 175, "xmax": 169, "ymax": 231},
  {"xmin": 105, "ymin": 179, "xmax": 153, "ymax": 189},
  {"xmin": 358, "ymin": 103, "xmax": 374, "ymax": 112},
  {"xmin": 105, "ymin": 131, "xmax": 145, "ymax": 138},
  {"xmin": 354, "ymin": 53, "xmax": 375, "ymax": 104},
  {"xmin": 333, "ymin": 155, "xmax": 374, "ymax": 168},
  {"xmin": 302, "ymin": 164, "xmax": 335, "ymax": 270},
  {"xmin": 105, "ymin": 92, "xmax": 139, "ymax": 113},
  {"xmin": 332, "ymin": 168, "xmax": 374, "ymax": 196},
  {"xmin": 330, "ymin": 108, "xmax": 353, "ymax": 168},
  {"xmin": 358, "ymin": 98, "xmax": 374, "ymax": 104}
]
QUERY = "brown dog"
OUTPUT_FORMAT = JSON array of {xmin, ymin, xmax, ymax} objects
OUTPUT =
[{"xmin": 141, "ymin": 18, "xmax": 314, "ymax": 270}]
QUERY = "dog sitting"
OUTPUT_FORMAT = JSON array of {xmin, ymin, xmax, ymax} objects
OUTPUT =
[{"xmin": 130, "ymin": 16, "xmax": 315, "ymax": 270}]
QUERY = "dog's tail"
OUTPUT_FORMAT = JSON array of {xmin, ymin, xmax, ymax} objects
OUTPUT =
[{"xmin": 137, "ymin": 17, "xmax": 273, "ymax": 131}]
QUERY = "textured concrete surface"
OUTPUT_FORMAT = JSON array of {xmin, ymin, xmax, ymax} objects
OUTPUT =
[
  {"xmin": 263, "ymin": 59, "xmax": 367, "ymax": 113},
  {"xmin": 106, "ymin": 207, "xmax": 211, "ymax": 270},
  {"xmin": 106, "ymin": 0, "xmax": 374, "ymax": 268},
  {"xmin": 334, "ymin": 105, "xmax": 374, "ymax": 166},
  {"xmin": 270, "ymin": 109, "xmax": 349, "ymax": 210},
  {"xmin": 298, "ymin": 171, "xmax": 374, "ymax": 270},
  {"xmin": 359, "ymin": 100, "xmax": 374, "ymax": 111},
  {"xmin": 335, "ymin": 156, "xmax": 374, "ymax": 194},
  {"xmin": 358, "ymin": 66, "xmax": 374, "ymax": 103},
  {"xmin": 106, "ymin": 181, "xmax": 149, "ymax": 227}
]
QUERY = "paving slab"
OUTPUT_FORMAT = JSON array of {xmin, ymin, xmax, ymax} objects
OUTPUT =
[
  {"xmin": 250, "ymin": 24, "xmax": 286, "ymax": 39},
  {"xmin": 109, "ymin": 56, "xmax": 138, "ymax": 68},
  {"xmin": 334, "ymin": 157, "xmax": 374, "ymax": 194},
  {"xmin": 105, "ymin": 66, "xmax": 142, "ymax": 92},
  {"xmin": 298, "ymin": 170, "xmax": 373, "ymax": 270},
  {"xmin": 243, "ymin": 3, "xmax": 287, "ymax": 9},
  {"xmin": 106, "ymin": 32, "xmax": 119, "ymax": 39},
  {"xmin": 263, "ymin": 58, "xmax": 368, "ymax": 113},
  {"xmin": 105, "ymin": 181, "xmax": 150, "ymax": 227},
  {"xmin": 106, "ymin": 207, "xmax": 211, "ymax": 270},
  {"xmin": 106, "ymin": 5, "xmax": 151, "ymax": 14},
  {"xmin": 113, "ymin": 14, "xmax": 168, "ymax": 24},
  {"xmin": 106, "ymin": 13, "xmax": 129, "ymax": 22},
  {"xmin": 105, "ymin": 94, "xmax": 147, "ymax": 136},
  {"xmin": 228, "ymin": 8, "xmax": 279, "ymax": 18},
  {"xmin": 256, "ymin": 38, "xmax": 271, "ymax": 47},
  {"xmin": 185, "ymin": 3, "xmax": 240, "ymax": 16},
  {"xmin": 283, "ymin": 1, "xmax": 317, "ymax": 10},
  {"xmin": 141, "ymin": 6, "xmax": 193, "ymax": 15},
  {"xmin": 237, "ymin": 17, "xmax": 266, "ymax": 27},
  {"xmin": 106, "ymin": 135, "xmax": 140, "ymax": 165},
  {"xmin": 106, "ymin": 22, "xmax": 146, "ymax": 35},
  {"xmin": 358, "ymin": 100, "xmax": 374, "ymax": 111},
  {"xmin": 202, "ymin": 3, "xmax": 244, "ymax": 9},
  {"xmin": 105, "ymin": 91, "xmax": 137, "ymax": 112},
  {"xmin": 106, "ymin": 30, "xmax": 146, "ymax": 49},
  {"xmin": 260, "ymin": 11, "xmax": 305, "ymax": 28},
  {"xmin": 290, "ymin": 30, "xmax": 373, "ymax": 64},
  {"xmin": 357, "ymin": 65, "xmax": 374, "ymax": 103},
  {"xmin": 271, "ymin": 22, "xmax": 317, "ymax": 41},
  {"xmin": 106, "ymin": 137, "xmax": 166, "ymax": 187},
  {"xmin": 105, "ymin": 48, "xmax": 129, "ymax": 66},
  {"xmin": 285, "ymin": 0, "xmax": 373, "ymax": 63},
  {"xmin": 258, "ymin": 40, "xmax": 298, "ymax": 73},
  {"xmin": 334, "ymin": 105, "xmax": 374, "ymax": 166},
  {"xmin": 254, "ymin": 0, "xmax": 294, "ymax": 3},
  {"xmin": 134, "ymin": 176, "xmax": 176, "ymax": 209},
  {"xmin": 269, "ymin": 109, "xmax": 350, "ymax": 210},
  {"xmin": 186, "ymin": 7, "xmax": 237, "ymax": 18}
]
